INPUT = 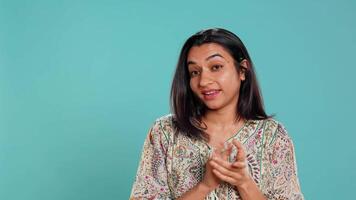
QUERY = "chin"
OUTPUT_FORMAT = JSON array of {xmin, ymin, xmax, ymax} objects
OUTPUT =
[{"xmin": 204, "ymin": 103, "xmax": 223, "ymax": 110}]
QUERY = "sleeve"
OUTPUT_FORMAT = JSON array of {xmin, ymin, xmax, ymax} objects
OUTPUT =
[
  {"xmin": 262, "ymin": 123, "xmax": 304, "ymax": 200},
  {"xmin": 130, "ymin": 120, "xmax": 172, "ymax": 200}
]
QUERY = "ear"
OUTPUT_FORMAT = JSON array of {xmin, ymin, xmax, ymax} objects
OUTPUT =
[{"xmin": 239, "ymin": 59, "xmax": 249, "ymax": 81}]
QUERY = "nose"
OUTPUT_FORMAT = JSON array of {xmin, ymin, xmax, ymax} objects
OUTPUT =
[{"xmin": 199, "ymin": 70, "xmax": 213, "ymax": 87}]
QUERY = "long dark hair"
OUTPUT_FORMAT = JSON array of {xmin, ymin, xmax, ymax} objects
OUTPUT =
[{"xmin": 170, "ymin": 28, "xmax": 271, "ymax": 140}]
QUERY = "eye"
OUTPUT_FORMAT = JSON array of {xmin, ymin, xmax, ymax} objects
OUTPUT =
[
  {"xmin": 211, "ymin": 64, "xmax": 223, "ymax": 71},
  {"xmin": 190, "ymin": 70, "xmax": 200, "ymax": 77}
]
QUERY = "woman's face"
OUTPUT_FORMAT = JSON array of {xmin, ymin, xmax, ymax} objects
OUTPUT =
[{"xmin": 187, "ymin": 43, "xmax": 246, "ymax": 112}]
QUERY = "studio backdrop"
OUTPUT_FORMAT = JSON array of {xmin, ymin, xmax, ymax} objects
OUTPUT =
[{"xmin": 1, "ymin": 0, "xmax": 355, "ymax": 199}]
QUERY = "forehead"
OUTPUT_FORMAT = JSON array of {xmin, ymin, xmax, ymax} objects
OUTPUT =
[{"xmin": 187, "ymin": 43, "xmax": 233, "ymax": 62}]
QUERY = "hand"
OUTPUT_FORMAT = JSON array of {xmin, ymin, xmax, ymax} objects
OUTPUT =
[
  {"xmin": 200, "ymin": 148, "xmax": 223, "ymax": 191},
  {"xmin": 209, "ymin": 139, "xmax": 254, "ymax": 189}
]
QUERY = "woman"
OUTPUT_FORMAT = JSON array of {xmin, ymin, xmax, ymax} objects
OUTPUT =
[{"xmin": 130, "ymin": 28, "xmax": 304, "ymax": 200}]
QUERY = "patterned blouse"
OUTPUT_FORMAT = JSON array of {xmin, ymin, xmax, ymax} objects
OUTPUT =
[{"xmin": 130, "ymin": 114, "xmax": 304, "ymax": 200}]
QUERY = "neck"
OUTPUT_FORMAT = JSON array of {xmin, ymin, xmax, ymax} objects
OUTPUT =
[{"xmin": 203, "ymin": 106, "xmax": 240, "ymax": 128}]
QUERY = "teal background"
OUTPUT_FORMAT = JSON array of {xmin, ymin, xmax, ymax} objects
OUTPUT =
[{"xmin": 1, "ymin": 0, "xmax": 355, "ymax": 199}]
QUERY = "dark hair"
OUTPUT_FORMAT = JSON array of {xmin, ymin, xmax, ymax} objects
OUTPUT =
[{"xmin": 170, "ymin": 28, "xmax": 271, "ymax": 140}]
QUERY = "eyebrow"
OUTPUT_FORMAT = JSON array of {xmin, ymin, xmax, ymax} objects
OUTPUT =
[{"xmin": 187, "ymin": 53, "xmax": 225, "ymax": 65}]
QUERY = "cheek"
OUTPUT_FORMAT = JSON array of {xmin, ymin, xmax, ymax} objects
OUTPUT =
[
  {"xmin": 189, "ymin": 79, "xmax": 197, "ymax": 92},
  {"xmin": 219, "ymin": 72, "xmax": 237, "ymax": 84},
  {"xmin": 219, "ymin": 73, "xmax": 241, "ymax": 91}
]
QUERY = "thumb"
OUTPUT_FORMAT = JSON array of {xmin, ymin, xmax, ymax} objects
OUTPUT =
[{"xmin": 221, "ymin": 142, "xmax": 233, "ymax": 161}]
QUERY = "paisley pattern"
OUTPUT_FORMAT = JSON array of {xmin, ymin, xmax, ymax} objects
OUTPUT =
[{"xmin": 130, "ymin": 114, "xmax": 304, "ymax": 200}]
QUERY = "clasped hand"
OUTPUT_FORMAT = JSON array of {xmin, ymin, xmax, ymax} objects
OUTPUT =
[{"xmin": 202, "ymin": 139, "xmax": 253, "ymax": 190}]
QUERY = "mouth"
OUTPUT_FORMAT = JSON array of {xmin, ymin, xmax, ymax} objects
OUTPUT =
[{"xmin": 201, "ymin": 89, "xmax": 221, "ymax": 100}]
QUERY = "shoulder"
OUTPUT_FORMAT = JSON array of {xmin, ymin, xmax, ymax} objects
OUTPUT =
[
  {"xmin": 150, "ymin": 114, "xmax": 175, "ymax": 134},
  {"xmin": 147, "ymin": 114, "xmax": 176, "ymax": 146},
  {"xmin": 258, "ymin": 118, "xmax": 294, "ymax": 147}
]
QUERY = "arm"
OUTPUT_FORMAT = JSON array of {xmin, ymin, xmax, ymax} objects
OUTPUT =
[
  {"xmin": 236, "ymin": 178, "xmax": 267, "ymax": 200},
  {"xmin": 263, "ymin": 123, "xmax": 304, "ymax": 200},
  {"xmin": 130, "ymin": 121, "xmax": 172, "ymax": 199},
  {"xmin": 176, "ymin": 182, "xmax": 213, "ymax": 200},
  {"xmin": 178, "ymin": 146, "xmax": 225, "ymax": 200}
]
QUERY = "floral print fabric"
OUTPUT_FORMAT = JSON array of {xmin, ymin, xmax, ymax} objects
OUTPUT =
[{"xmin": 130, "ymin": 114, "xmax": 304, "ymax": 200}]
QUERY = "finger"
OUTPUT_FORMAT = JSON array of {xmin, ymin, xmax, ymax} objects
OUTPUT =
[
  {"xmin": 210, "ymin": 160, "xmax": 235, "ymax": 178},
  {"xmin": 232, "ymin": 161, "xmax": 247, "ymax": 169},
  {"xmin": 212, "ymin": 169, "xmax": 237, "ymax": 185},
  {"xmin": 221, "ymin": 142, "xmax": 233, "ymax": 161},
  {"xmin": 232, "ymin": 139, "xmax": 246, "ymax": 161},
  {"xmin": 212, "ymin": 155, "xmax": 233, "ymax": 170}
]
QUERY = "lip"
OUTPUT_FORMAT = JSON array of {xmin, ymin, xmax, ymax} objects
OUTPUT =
[{"xmin": 201, "ymin": 89, "xmax": 221, "ymax": 100}]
